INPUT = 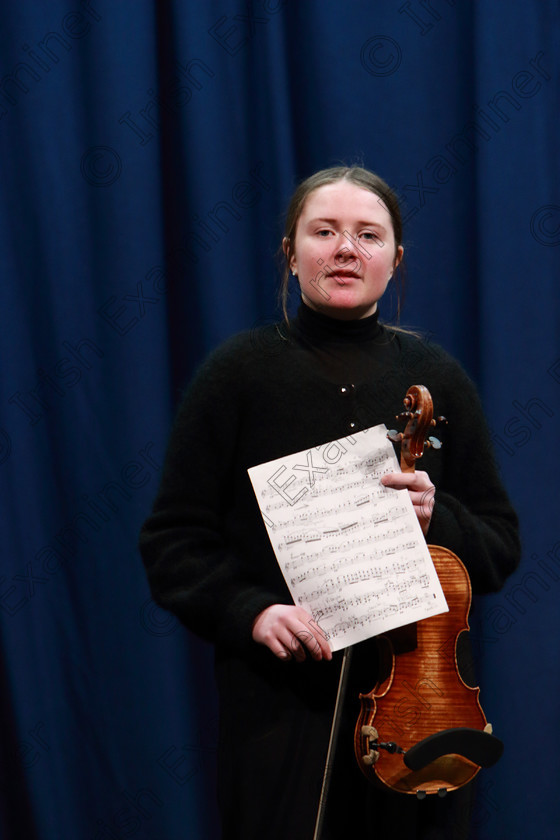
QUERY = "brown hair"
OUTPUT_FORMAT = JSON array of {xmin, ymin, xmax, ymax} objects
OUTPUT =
[{"xmin": 279, "ymin": 165, "xmax": 405, "ymax": 322}]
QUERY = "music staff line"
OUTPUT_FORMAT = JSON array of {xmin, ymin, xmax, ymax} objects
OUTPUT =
[
  {"xmin": 310, "ymin": 587, "xmax": 433, "ymax": 619},
  {"xmin": 300, "ymin": 561, "xmax": 431, "ymax": 602},
  {"xmin": 278, "ymin": 522, "xmax": 415, "ymax": 554},
  {"xmin": 310, "ymin": 591, "xmax": 438, "ymax": 639},
  {"xmin": 284, "ymin": 539, "xmax": 419, "ymax": 570},
  {"xmin": 289, "ymin": 551, "xmax": 425, "ymax": 586},
  {"xmin": 269, "ymin": 501, "xmax": 409, "ymax": 532},
  {"xmin": 264, "ymin": 482, "xmax": 392, "ymax": 512}
]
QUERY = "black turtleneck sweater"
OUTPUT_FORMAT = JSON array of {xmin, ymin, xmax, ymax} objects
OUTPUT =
[
  {"xmin": 139, "ymin": 303, "xmax": 520, "ymax": 840},
  {"xmin": 140, "ymin": 303, "xmax": 519, "ymax": 653}
]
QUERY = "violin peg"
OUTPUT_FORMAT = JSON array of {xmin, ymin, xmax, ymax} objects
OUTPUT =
[
  {"xmin": 387, "ymin": 430, "xmax": 403, "ymax": 443},
  {"xmin": 435, "ymin": 415, "xmax": 447, "ymax": 426},
  {"xmin": 426, "ymin": 436, "xmax": 442, "ymax": 450},
  {"xmin": 395, "ymin": 411, "xmax": 413, "ymax": 422}
]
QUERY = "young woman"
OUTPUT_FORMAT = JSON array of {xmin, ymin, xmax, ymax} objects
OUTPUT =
[{"xmin": 139, "ymin": 166, "xmax": 520, "ymax": 839}]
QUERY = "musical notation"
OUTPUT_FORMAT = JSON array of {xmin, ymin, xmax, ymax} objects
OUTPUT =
[
  {"xmin": 270, "ymin": 502, "xmax": 409, "ymax": 532},
  {"xmin": 248, "ymin": 423, "xmax": 448, "ymax": 652}
]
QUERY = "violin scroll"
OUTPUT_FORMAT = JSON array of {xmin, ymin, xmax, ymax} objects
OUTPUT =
[{"xmin": 387, "ymin": 385, "xmax": 447, "ymax": 473}]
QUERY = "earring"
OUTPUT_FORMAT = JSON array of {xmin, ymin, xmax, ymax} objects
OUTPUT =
[{"xmin": 292, "ymin": 269, "xmax": 298, "ymax": 277}]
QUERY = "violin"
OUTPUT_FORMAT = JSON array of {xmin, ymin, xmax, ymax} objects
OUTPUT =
[{"xmin": 353, "ymin": 385, "xmax": 503, "ymax": 797}]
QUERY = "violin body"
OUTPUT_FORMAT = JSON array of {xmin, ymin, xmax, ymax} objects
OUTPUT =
[{"xmin": 354, "ymin": 545, "xmax": 487, "ymax": 795}]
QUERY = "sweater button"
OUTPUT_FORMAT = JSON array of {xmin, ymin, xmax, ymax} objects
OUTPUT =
[
  {"xmin": 348, "ymin": 421, "xmax": 357, "ymax": 432},
  {"xmin": 339, "ymin": 384, "xmax": 355, "ymax": 396}
]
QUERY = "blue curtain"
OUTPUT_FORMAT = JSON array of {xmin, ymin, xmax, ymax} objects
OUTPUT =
[{"xmin": 0, "ymin": 1, "xmax": 558, "ymax": 837}]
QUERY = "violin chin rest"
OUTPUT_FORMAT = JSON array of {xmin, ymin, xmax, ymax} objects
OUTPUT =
[{"xmin": 404, "ymin": 728, "xmax": 504, "ymax": 771}]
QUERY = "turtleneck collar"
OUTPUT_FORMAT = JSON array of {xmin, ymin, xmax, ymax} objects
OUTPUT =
[{"xmin": 291, "ymin": 300, "xmax": 383, "ymax": 344}]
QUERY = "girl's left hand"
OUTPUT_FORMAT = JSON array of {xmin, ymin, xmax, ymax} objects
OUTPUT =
[{"xmin": 381, "ymin": 470, "xmax": 435, "ymax": 536}]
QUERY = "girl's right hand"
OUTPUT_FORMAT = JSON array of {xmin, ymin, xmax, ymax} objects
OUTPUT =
[{"xmin": 251, "ymin": 604, "xmax": 332, "ymax": 662}]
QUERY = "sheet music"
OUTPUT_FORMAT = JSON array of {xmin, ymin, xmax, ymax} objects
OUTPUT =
[{"xmin": 248, "ymin": 424, "xmax": 448, "ymax": 652}]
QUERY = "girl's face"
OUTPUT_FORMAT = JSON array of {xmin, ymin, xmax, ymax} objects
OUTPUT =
[{"xmin": 285, "ymin": 180, "xmax": 403, "ymax": 320}]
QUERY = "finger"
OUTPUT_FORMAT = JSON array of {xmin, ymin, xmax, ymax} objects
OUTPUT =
[
  {"xmin": 382, "ymin": 474, "xmax": 434, "ymax": 493},
  {"xmin": 410, "ymin": 488, "xmax": 435, "ymax": 505},
  {"xmin": 291, "ymin": 628, "xmax": 331, "ymax": 661},
  {"xmin": 268, "ymin": 626, "xmax": 302, "ymax": 662},
  {"xmin": 308, "ymin": 619, "xmax": 332, "ymax": 660},
  {"xmin": 264, "ymin": 610, "xmax": 332, "ymax": 662},
  {"xmin": 381, "ymin": 472, "xmax": 415, "ymax": 489},
  {"xmin": 410, "ymin": 485, "xmax": 435, "ymax": 505},
  {"xmin": 290, "ymin": 631, "xmax": 315, "ymax": 661},
  {"xmin": 380, "ymin": 471, "xmax": 401, "ymax": 484},
  {"xmin": 291, "ymin": 616, "xmax": 332, "ymax": 661},
  {"xmin": 273, "ymin": 629, "xmax": 300, "ymax": 660},
  {"xmin": 277, "ymin": 622, "xmax": 313, "ymax": 662}
]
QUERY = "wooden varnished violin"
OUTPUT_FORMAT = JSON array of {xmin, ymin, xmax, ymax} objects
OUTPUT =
[{"xmin": 353, "ymin": 385, "xmax": 503, "ymax": 797}]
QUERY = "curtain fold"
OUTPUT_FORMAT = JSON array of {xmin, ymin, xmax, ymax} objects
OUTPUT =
[{"xmin": 0, "ymin": 1, "xmax": 557, "ymax": 837}]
